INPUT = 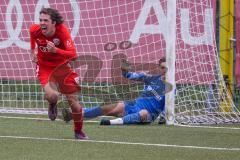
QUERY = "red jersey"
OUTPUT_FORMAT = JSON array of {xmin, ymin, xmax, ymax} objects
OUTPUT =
[{"xmin": 29, "ymin": 24, "xmax": 77, "ymax": 67}]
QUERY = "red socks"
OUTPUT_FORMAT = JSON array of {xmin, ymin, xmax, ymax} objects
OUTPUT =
[{"xmin": 72, "ymin": 107, "xmax": 83, "ymax": 133}]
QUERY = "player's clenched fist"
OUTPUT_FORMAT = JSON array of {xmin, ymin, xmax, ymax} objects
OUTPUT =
[{"xmin": 46, "ymin": 40, "xmax": 56, "ymax": 53}]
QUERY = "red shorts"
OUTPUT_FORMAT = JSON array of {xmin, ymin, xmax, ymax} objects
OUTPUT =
[{"xmin": 36, "ymin": 64, "xmax": 81, "ymax": 94}]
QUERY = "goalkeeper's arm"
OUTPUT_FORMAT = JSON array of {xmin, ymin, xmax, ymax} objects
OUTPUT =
[{"xmin": 121, "ymin": 59, "xmax": 148, "ymax": 81}]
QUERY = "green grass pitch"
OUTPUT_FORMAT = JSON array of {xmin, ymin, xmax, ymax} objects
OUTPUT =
[{"xmin": 1, "ymin": 115, "xmax": 240, "ymax": 160}]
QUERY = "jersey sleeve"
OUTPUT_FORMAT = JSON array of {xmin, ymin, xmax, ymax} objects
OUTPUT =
[
  {"xmin": 122, "ymin": 71, "xmax": 150, "ymax": 82},
  {"xmin": 29, "ymin": 25, "xmax": 38, "ymax": 50},
  {"xmin": 55, "ymin": 25, "xmax": 77, "ymax": 60}
]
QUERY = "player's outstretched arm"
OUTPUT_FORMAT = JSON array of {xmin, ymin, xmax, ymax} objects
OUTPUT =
[
  {"xmin": 30, "ymin": 49, "xmax": 38, "ymax": 63},
  {"xmin": 121, "ymin": 59, "xmax": 148, "ymax": 81},
  {"xmin": 29, "ymin": 26, "xmax": 38, "ymax": 63}
]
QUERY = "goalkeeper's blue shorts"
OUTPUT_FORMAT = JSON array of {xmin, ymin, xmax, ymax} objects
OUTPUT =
[{"xmin": 123, "ymin": 96, "xmax": 165, "ymax": 121}]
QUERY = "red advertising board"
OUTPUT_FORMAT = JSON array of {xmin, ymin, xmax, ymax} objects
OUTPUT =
[{"xmin": 0, "ymin": 0, "xmax": 216, "ymax": 84}]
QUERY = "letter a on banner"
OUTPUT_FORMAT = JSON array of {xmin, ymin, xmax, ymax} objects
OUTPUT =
[{"xmin": 129, "ymin": 0, "xmax": 167, "ymax": 44}]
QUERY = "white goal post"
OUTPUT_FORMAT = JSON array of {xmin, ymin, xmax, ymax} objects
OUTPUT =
[
  {"xmin": 165, "ymin": 0, "xmax": 176, "ymax": 125},
  {"xmin": 0, "ymin": 0, "xmax": 240, "ymax": 125}
]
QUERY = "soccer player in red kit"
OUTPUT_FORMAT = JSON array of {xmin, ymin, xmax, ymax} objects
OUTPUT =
[{"xmin": 29, "ymin": 7, "xmax": 88, "ymax": 140}]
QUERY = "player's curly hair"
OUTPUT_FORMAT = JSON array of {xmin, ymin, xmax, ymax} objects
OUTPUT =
[
  {"xmin": 40, "ymin": 7, "xmax": 64, "ymax": 24},
  {"xmin": 159, "ymin": 57, "xmax": 166, "ymax": 65}
]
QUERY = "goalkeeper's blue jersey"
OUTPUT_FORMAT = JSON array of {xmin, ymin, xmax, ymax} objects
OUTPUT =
[{"xmin": 122, "ymin": 71, "xmax": 166, "ymax": 119}]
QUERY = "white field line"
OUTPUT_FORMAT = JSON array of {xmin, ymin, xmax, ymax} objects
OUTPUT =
[
  {"xmin": 1, "ymin": 115, "xmax": 240, "ymax": 130},
  {"xmin": 0, "ymin": 135, "xmax": 240, "ymax": 151}
]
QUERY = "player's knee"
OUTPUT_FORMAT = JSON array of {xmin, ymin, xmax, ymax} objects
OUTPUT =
[
  {"xmin": 139, "ymin": 109, "xmax": 150, "ymax": 122},
  {"xmin": 44, "ymin": 92, "xmax": 58, "ymax": 103},
  {"xmin": 139, "ymin": 109, "xmax": 148, "ymax": 116},
  {"xmin": 66, "ymin": 95, "xmax": 77, "ymax": 105},
  {"xmin": 66, "ymin": 95, "xmax": 81, "ymax": 112},
  {"xmin": 103, "ymin": 102, "xmax": 124, "ymax": 116}
]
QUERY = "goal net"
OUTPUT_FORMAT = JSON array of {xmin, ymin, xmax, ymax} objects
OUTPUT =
[{"xmin": 0, "ymin": 0, "xmax": 240, "ymax": 124}]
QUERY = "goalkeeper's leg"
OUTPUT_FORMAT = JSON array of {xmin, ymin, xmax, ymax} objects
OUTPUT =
[
  {"xmin": 62, "ymin": 106, "xmax": 103, "ymax": 122},
  {"xmin": 100, "ymin": 109, "xmax": 152, "ymax": 125},
  {"xmin": 62, "ymin": 102, "xmax": 125, "ymax": 122}
]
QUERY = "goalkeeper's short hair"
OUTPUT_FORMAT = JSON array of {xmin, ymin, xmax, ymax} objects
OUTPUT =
[{"xmin": 159, "ymin": 57, "xmax": 166, "ymax": 65}]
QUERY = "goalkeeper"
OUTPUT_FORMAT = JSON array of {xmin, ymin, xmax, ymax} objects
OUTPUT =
[{"xmin": 62, "ymin": 57, "xmax": 172, "ymax": 125}]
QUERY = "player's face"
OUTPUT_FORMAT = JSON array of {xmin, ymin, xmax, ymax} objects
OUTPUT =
[
  {"xmin": 39, "ymin": 13, "xmax": 56, "ymax": 37},
  {"xmin": 159, "ymin": 62, "xmax": 167, "ymax": 75}
]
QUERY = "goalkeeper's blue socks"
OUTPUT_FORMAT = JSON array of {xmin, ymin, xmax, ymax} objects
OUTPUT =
[{"xmin": 83, "ymin": 106, "xmax": 102, "ymax": 119}]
